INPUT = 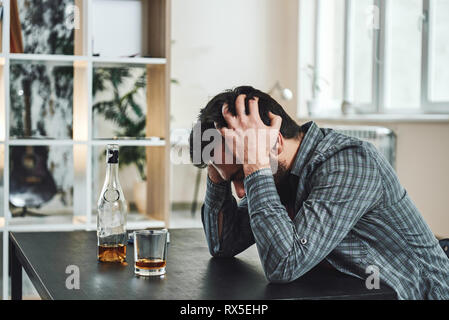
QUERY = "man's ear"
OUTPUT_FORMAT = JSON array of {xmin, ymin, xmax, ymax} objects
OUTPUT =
[{"xmin": 273, "ymin": 133, "xmax": 284, "ymax": 156}]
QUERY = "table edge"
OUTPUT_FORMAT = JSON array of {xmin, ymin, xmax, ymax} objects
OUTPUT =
[{"xmin": 10, "ymin": 232, "xmax": 54, "ymax": 300}]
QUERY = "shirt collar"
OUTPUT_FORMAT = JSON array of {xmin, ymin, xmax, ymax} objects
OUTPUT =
[{"xmin": 290, "ymin": 121, "xmax": 323, "ymax": 177}]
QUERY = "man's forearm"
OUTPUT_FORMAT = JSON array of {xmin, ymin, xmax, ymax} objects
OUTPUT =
[
  {"xmin": 243, "ymin": 168, "xmax": 300, "ymax": 281},
  {"xmin": 202, "ymin": 176, "xmax": 255, "ymax": 258},
  {"xmin": 202, "ymin": 176, "xmax": 230, "ymax": 256},
  {"xmin": 207, "ymin": 167, "xmax": 225, "ymax": 239}
]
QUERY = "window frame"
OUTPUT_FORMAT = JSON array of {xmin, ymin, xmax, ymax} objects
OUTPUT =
[
  {"xmin": 304, "ymin": 0, "xmax": 449, "ymax": 115},
  {"xmin": 421, "ymin": 0, "xmax": 449, "ymax": 113}
]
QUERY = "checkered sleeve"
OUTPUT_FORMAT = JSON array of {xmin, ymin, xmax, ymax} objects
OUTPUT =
[
  {"xmin": 244, "ymin": 147, "xmax": 383, "ymax": 283},
  {"xmin": 201, "ymin": 175, "xmax": 255, "ymax": 257}
]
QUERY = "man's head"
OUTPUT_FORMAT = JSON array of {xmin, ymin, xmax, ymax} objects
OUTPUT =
[{"xmin": 189, "ymin": 86, "xmax": 302, "ymax": 197}]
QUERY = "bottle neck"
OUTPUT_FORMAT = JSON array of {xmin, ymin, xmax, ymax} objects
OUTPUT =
[{"xmin": 105, "ymin": 162, "xmax": 119, "ymax": 187}]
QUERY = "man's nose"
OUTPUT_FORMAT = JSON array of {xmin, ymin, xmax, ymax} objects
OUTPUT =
[{"xmin": 233, "ymin": 181, "xmax": 246, "ymax": 198}]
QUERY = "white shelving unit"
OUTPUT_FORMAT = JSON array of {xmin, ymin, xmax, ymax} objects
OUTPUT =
[
  {"xmin": 0, "ymin": 0, "xmax": 171, "ymax": 299},
  {"xmin": 9, "ymin": 53, "xmax": 167, "ymax": 67}
]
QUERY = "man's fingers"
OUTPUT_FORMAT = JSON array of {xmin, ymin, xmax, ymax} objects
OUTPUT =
[
  {"xmin": 214, "ymin": 121, "xmax": 234, "ymax": 138},
  {"xmin": 268, "ymin": 111, "xmax": 282, "ymax": 130},
  {"xmin": 235, "ymin": 94, "xmax": 247, "ymax": 119},
  {"xmin": 248, "ymin": 97, "xmax": 260, "ymax": 120},
  {"xmin": 221, "ymin": 103, "xmax": 238, "ymax": 128},
  {"xmin": 214, "ymin": 123, "xmax": 237, "ymax": 161}
]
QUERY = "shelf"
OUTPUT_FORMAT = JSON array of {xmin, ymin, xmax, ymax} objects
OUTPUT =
[
  {"xmin": 7, "ymin": 138, "xmax": 166, "ymax": 147},
  {"xmin": 92, "ymin": 56, "xmax": 166, "ymax": 68},
  {"xmin": 90, "ymin": 211, "xmax": 166, "ymax": 229},
  {"xmin": 91, "ymin": 138, "xmax": 166, "ymax": 146},
  {"xmin": 88, "ymin": 212, "xmax": 166, "ymax": 231},
  {"xmin": 6, "ymin": 215, "xmax": 87, "ymax": 232},
  {"xmin": 9, "ymin": 53, "xmax": 87, "ymax": 66},
  {"xmin": 5, "ymin": 213, "xmax": 165, "ymax": 232},
  {"xmin": 126, "ymin": 219, "xmax": 166, "ymax": 230},
  {"xmin": 8, "ymin": 139, "xmax": 77, "ymax": 146},
  {"xmin": 7, "ymin": 53, "xmax": 166, "ymax": 67}
]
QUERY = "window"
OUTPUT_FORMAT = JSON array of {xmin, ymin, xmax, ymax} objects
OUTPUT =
[{"xmin": 298, "ymin": 0, "xmax": 449, "ymax": 115}]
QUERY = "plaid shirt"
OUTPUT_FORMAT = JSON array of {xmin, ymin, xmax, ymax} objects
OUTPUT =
[{"xmin": 201, "ymin": 121, "xmax": 449, "ymax": 300}]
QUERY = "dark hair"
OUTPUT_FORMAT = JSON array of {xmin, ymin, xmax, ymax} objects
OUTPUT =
[{"xmin": 189, "ymin": 86, "xmax": 302, "ymax": 168}]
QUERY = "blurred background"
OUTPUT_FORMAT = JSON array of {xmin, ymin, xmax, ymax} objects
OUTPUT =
[
  {"xmin": 170, "ymin": 0, "xmax": 449, "ymax": 240},
  {"xmin": 0, "ymin": 0, "xmax": 448, "ymax": 299}
]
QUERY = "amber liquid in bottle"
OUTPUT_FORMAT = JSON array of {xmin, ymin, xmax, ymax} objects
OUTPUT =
[{"xmin": 98, "ymin": 244, "xmax": 127, "ymax": 263}]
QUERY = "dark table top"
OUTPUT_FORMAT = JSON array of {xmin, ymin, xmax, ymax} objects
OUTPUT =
[{"xmin": 10, "ymin": 228, "xmax": 396, "ymax": 300}]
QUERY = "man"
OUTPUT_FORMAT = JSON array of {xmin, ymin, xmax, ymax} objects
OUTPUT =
[{"xmin": 189, "ymin": 86, "xmax": 449, "ymax": 299}]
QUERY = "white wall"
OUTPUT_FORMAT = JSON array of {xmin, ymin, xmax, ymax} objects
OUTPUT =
[
  {"xmin": 170, "ymin": 0, "xmax": 299, "ymax": 129},
  {"xmin": 170, "ymin": 0, "xmax": 299, "ymax": 204}
]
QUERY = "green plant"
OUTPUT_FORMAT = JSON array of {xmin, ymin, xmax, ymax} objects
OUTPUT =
[
  {"xmin": 93, "ymin": 67, "xmax": 147, "ymax": 180},
  {"xmin": 93, "ymin": 68, "xmax": 179, "ymax": 181},
  {"xmin": 118, "ymin": 146, "xmax": 147, "ymax": 181}
]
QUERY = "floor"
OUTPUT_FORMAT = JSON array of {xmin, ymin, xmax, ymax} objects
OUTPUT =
[{"xmin": 0, "ymin": 209, "xmax": 204, "ymax": 300}]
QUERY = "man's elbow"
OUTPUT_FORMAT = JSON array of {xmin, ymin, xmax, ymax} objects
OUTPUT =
[
  {"xmin": 266, "ymin": 274, "xmax": 294, "ymax": 284},
  {"xmin": 208, "ymin": 246, "xmax": 235, "ymax": 258},
  {"xmin": 210, "ymin": 251, "xmax": 234, "ymax": 258},
  {"xmin": 264, "ymin": 258, "xmax": 306, "ymax": 284},
  {"xmin": 265, "ymin": 268, "xmax": 298, "ymax": 284}
]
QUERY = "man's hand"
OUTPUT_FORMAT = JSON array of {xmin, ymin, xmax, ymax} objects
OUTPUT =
[{"xmin": 216, "ymin": 94, "xmax": 282, "ymax": 177}]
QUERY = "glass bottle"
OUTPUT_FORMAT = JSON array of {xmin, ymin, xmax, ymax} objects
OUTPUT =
[{"xmin": 97, "ymin": 144, "xmax": 128, "ymax": 262}]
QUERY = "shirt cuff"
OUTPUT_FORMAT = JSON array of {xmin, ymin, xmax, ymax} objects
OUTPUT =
[
  {"xmin": 244, "ymin": 168, "xmax": 280, "ymax": 216},
  {"xmin": 204, "ymin": 175, "xmax": 231, "ymax": 210}
]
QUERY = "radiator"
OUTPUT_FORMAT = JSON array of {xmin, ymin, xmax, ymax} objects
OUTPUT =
[{"xmin": 332, "ymin": 126, "xmax": 397, "ymax": 169}]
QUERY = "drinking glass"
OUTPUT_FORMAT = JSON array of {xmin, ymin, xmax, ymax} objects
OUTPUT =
[{"xmin": 133, "ymin": 229, "xmax": 168, "ymax": 276}]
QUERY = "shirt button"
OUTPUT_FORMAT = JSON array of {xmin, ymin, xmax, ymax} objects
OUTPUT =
[{"xmin": 300, "ymin": 238, "xmax": 307, "ymax": 245}]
